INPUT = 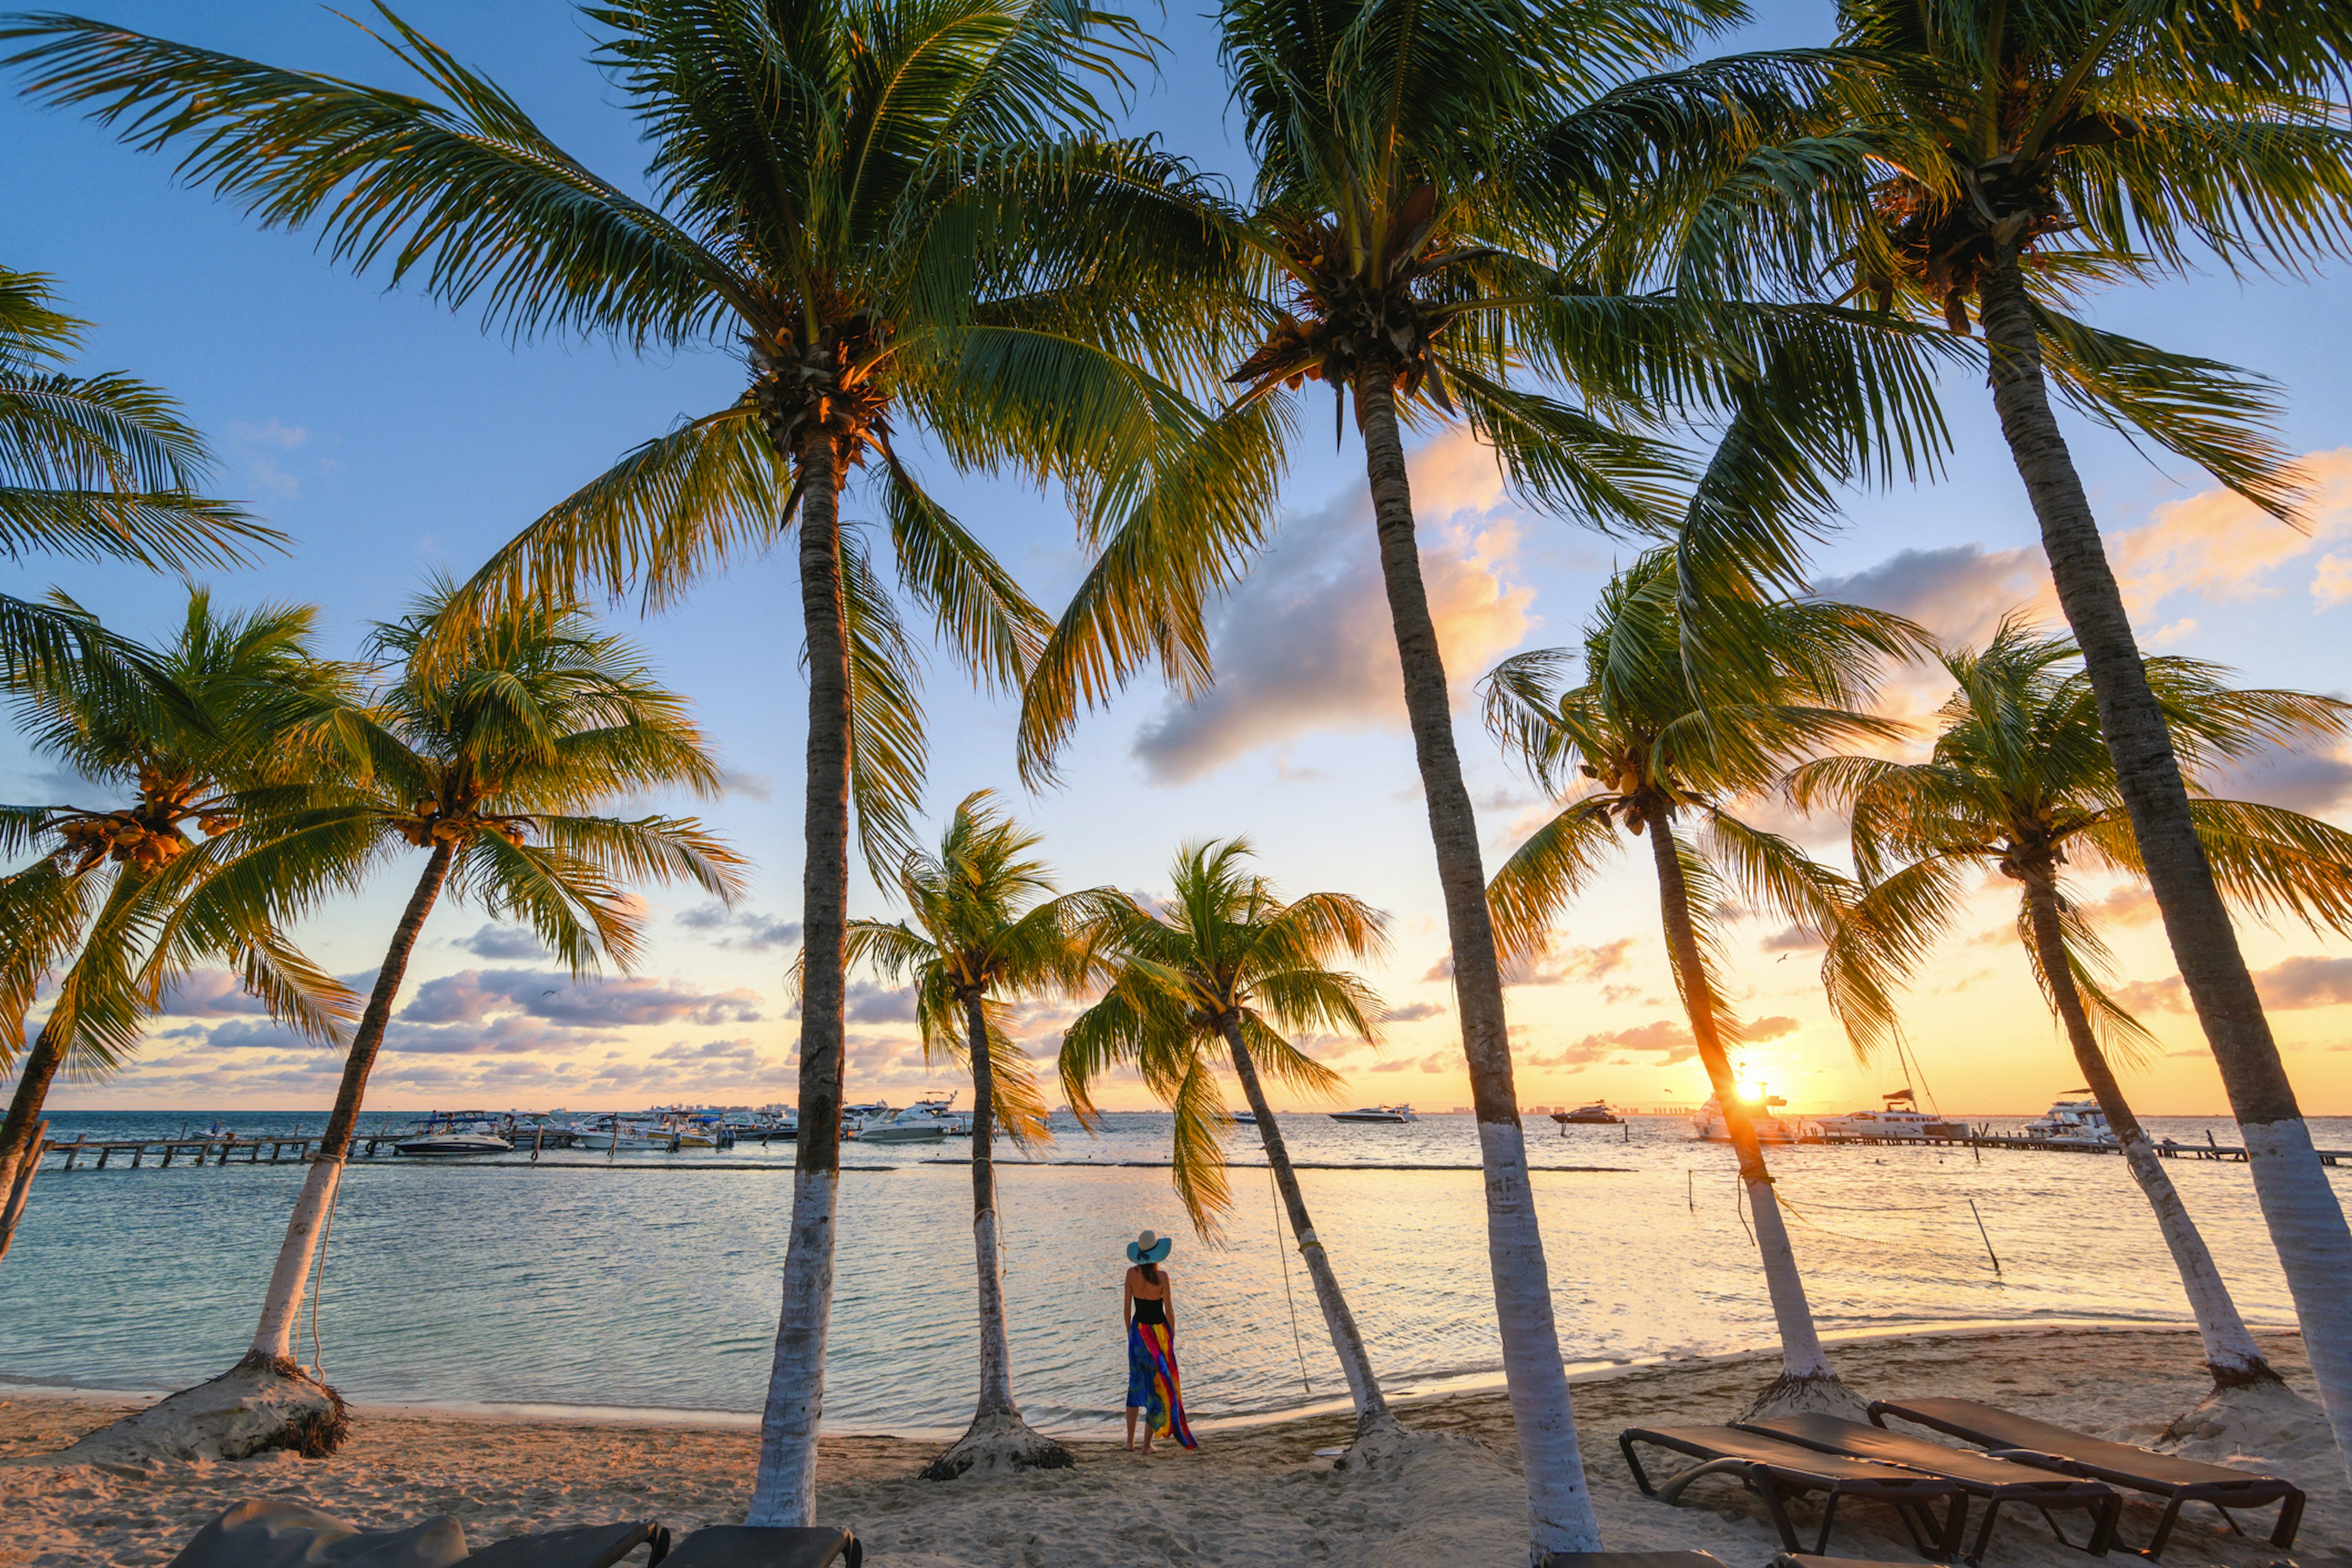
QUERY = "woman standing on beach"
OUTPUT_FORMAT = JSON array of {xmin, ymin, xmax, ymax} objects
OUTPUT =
[{"xmin": 1125, "ymin": 1232, "xmax": 1194, "ymax": 1453}]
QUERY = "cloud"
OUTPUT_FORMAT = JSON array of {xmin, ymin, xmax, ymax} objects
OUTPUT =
[
  {"xmin": 2209, "ymin": 745, "xmax": 2352, "ymax": 818},
  {"xmin": 846, "ymin": 981, "xmax": 918, "ymax": 1023},
  {"xmin": 1132, "ymin": 431, "xmax": 1534, "ymax": 782},
  {"xmin": 1424, "ymin": 937, "xmax": 1637, "ymax": 987},
  {"xmin": 459, "ymin": 924, "xmax": 548, "ymax": 960},
  {"xmin": 1758, "ymin": 925, "xmax": 1826, "ymax": 955},
  {"xmin": 1746, "ymin": 1015, "xmax": 1801, "ymax": 1041},
  {"xmin": 679, "ymin": 905, "xmax": 805, "ymax": 952},
  {"xmin": 1384, "ymin": 1001, "xmax": 1446, "ymax": 1022},
  {"xmin": 1821, "ymin": 544, "xmax": 2052, "ymax": 650},
  {"xmin": 717, "ymin": 767, "xmax": 772, "ymax": 802},
  {"xmin": 159, "ymin": 970, "xmax": 270, "ymax": 1019},
  {"xmin": 1526, "ymin": 1018, "xmax": 1698, "ymax": 1069},
  {"xmin": 2081, "ymin": 884, "xmax": 2162, "ymax": 927},
  {"xmin": 2107, "ymin": 450, "xmax": 2352, "ymax": 612},
  {"xmin": 400, "ymin": 968, "xmax": 763, "ymax": 1028},
  {"xmin": 2116, "ymin": 954, "xmax": 2352, "ymax": 1016}
]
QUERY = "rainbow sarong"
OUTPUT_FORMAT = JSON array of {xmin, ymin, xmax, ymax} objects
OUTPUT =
[{"xmin": 1126, "ymin": 1320, "xmax": 1196, "ymax": 1447}]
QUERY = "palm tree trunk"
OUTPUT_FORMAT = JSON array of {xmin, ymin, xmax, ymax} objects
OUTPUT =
[
  {"xmin": 2019, "ymin": 873, "xmax": 2279, "ymax": 1387},
  {"xmin": 1646, "ymin": 818, "xmax": 1842, "ymax": 1408},
  {"xmin": 962, "ymin": 992, "xmax": 1016, "ymax": 1419},
  {"xmin": 1980, "ymin": 252, "xmax": 2352, "ymax": 1464},
  {"xmin": 0, "ymin": 1118, "xmax": 48, "ymax": 1263},
  {"xmin": 0, "ymin": 1019, "xmax": 66, "ymax": 1263},
  {"xmin": 247, "ymin": 842, "xmax": 452, "ymax": 1368},
  {"xmin": 1218, "ymin": 1015, "xmax": 1392, "ymax": 1434},
  {"xmin": 752, "ymin": 431, "xmax": 851, "ymax": 1527},
  {"xmin": 1356, "ymin": 375, "xmax": 1599, "ymax": 1554}
]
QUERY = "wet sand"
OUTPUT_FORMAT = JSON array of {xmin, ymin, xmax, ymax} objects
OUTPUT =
[{"xmin": 1, "ymin": 1326, "xmax": 2341, "ymax": 1567}]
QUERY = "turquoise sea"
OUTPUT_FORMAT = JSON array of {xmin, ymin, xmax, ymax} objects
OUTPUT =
[{"xmin": 2, "ymin": 1109, "xmax": 2346, "ymax": 1436}]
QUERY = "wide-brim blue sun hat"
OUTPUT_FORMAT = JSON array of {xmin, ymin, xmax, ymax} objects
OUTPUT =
[{"xmin": 1126, "ymin": 1230, "xmax": 1172, "ymax": 1264}]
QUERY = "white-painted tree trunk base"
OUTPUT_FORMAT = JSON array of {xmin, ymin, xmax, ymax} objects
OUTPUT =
[
  {"xmin": 250, "ymin": 1156, "xmax": 344, "ymax": 1363},
  {"xmin": 34, "ymin": 1360, "xmax": 345, "ymax": 1464},
  {"xmin": 918, "ymin": 1409, "xmax": 1075, "ymax": 1480},
  {"xmin": 2239, "ymin": 1118, "xmax": 2352, "ymax": 1483},
  {"xmin": 1741, "ymin": 1370, "xmax": 1872, "ymax": 1422},
  {"xmin": 1474, "ymin": 1118, "xmax": 1603, "ymax": 1558},
  {"xmin": 2160, "ymin": 1376, "xmax": 2337, "ymax": 1462},
  {"xmin": 749, "ymin": 1167, "xmax": 840, "ymax": 1526},
  {"xmin": 2114, "ymin": 1132, "xmax": 2277, "ymax": 1385}
]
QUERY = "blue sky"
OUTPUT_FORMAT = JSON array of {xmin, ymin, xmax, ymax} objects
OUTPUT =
[{"xmin": 8, "ymin": 0, "xmax": 2352, "ymax": 1117}]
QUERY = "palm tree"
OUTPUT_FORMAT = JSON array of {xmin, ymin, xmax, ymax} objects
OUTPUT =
[
  {"xmin": 1792, "ymin": 623, "xmax": 2352, "ymax": 1406},
  {"xmin": 1672, "ymin": 0, "xmax": 2352, "ymax": 1456},
  {"xmin": 2, "ymin": 7, "xmax": 1276, "ymax": 1516},
  {"xmin": 0, "ymin": 589, "xmax": 363, "ymax": 1262},
  {"xmin": 56, "ymin": 585, "xmax": 744, "ymax": 1462},
  {"xmin": 1004, "ymin": 7, "xmax": 1956, "ymax": 1540},
  {"xmin": 840, "ymin": 791, "xmax": 1113, "ymax": 1477},
  {"xmin": 0, "ymin": 263, "xmax": 268, "ymax": 687},
  {"xmin": 1061, "ymin": 838, "xmax": 1400, "ymax": 1443},
  {"xmin": 1482, "ymin": 547, "xmax": 1920, "ymax": 1417}
]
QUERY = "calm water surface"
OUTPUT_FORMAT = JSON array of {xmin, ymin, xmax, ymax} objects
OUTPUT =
[{"xmin": 2, "ymin": 1109, "xmax": 2345, "ymax": 1435}]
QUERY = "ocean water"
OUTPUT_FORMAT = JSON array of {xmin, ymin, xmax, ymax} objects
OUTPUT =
[{"xmin": 1, "ymin": 1109, "xmax": 2346, "ymax": 1436}]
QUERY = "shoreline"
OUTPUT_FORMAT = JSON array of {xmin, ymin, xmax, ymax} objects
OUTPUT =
[
  {"xmin": 3, "ymin": 1324, "xmax": 2342, "ymax": 1568},
  {"xmin": 0, "ymin": 1314, "xmax": 2276, "ymax": 1439}
]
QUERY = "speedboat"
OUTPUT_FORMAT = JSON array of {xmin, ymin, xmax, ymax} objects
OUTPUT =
[
  {"xmin": 1331, "ymin": 1105, "xmax": 1415, "ymax": 1123},
  {"xmin": 854, "ymin": 1107, "xmax": 949, "ymax": 1144},
  {"xmin": 568, "ymin": 1117, "xmax": 664, "ymax": 1152},
  {"xmin": 2026, "ymin": 1093, "xmax": 2117, "ymax": 1146},
  {"xmin": 394, "ymin": 1117, "xmax": 512, "ymax": 1156},
  {"xmin": 1691, "ymin": 1091, "xmax": 1796, "ymax": 1144},
  {"xmin": 1551, "ymin": 1101, "xmax": 1621, "ymax": 1125},
  {"xmin": 1231, "ymin": 1110, "xmax": 1259, "ymax": 1125}
]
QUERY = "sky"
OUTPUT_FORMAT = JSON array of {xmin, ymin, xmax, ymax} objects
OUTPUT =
[{"xmin": 6, "ymin": 0, "xmax": 2352, "ymax": 1119}]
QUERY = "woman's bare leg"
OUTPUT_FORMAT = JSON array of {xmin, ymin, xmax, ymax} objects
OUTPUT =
[{"xmin": 1125, "ymin": 1406, "xmax": 1138, "ymax": 1450}]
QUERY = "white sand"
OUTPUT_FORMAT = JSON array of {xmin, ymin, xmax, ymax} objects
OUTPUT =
[{"xmin": 1, "ymin": 1326, "xmax": 2342, "ymax": 1567}]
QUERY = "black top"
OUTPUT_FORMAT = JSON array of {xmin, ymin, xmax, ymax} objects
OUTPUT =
[{"xmin": 1133, "ymin": 1291, "xmax": 1166, "ymax": 1325}]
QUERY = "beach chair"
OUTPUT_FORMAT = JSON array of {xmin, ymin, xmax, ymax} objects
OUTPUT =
[
  {"xmin": 167, "ymin": 1501, "xmax": 469, "ymax": 1567},
  {"xmin": 462, "ymin": 1520, "xmax": 671, "ymax": 1567},
  {"xmin": 1868, "ymin": 1396, "xmax": 2306, "ymax": 1559},
  {"xmin": 657, "ymin": 1525, "xmax": 862, "ymax": 1568},
  {"xmin": 1619, "ymin": 1425, "xmax": 1965, "ymax": 1559},
  {"xmin": 1739, "ymin": 1413, "xmax": 2121, "ymax": 1564}
]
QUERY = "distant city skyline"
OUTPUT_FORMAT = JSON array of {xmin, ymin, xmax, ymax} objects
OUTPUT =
[{"xmin": 6, "ymin": 0, "xmax": 2351, "ymax": 1117}]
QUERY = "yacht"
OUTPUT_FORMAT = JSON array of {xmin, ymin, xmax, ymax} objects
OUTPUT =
[
  {"xmin": 1691, "ymin": 1091, "xmax": 1797, "ymax": 1144},
  {"xmin": 2026, "ymin": 1093, "xmax": 2117, "ymax": 1147},
  {"xmin": 1331, "ymin": 1105, "xmax": 1416, "ymax": 1123},
  {"xmin": 1552, "ymin": 1101, "xmax": 1622, "ymax": 1125},
  {"xmin": 1822, "ymin": 1091, "xmax": 1966, "ymax": 1140},
  {"xmin": 568, "ymin": 1116, "xmax": 663, "ymax": 1152},
  {"xmin": 394, "ymin": 1115, "xmax": 513, "ymax": 1156},
  {"xmin": 854, "ymin": 1106, "xmax": 949, "ymax": 1144}
]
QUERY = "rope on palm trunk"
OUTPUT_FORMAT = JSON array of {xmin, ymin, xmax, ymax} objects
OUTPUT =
[{"xmin": 1269, "ymin": 1164, "xmax": 1312, "ymax": 1395}]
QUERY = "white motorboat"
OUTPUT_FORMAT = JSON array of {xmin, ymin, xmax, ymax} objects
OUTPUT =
[
  {"xmin": 568, "ymin": 1117, "xmax": 663, "ymax": 1152},
  {"xmin": 1552, "ymin": 1101, "xmax": 1622, "ymax": 1125},
  {"xmin": 394, "ymin": 1117, "xmax": 512, "ymax": 1156},
  {"xmin": 855, "ymin": 1107, "xmax": 949, "ymax": 1144},
  {"xmin": 1691, "ymin": 1090, "xmax": 1796, "ymax": 1144},
  {"xmin": 1231, "ymin": 1110, "xmax": 1259, "ymax": 1125},
  {"xmin": 1822, "ymin": 1091, "xmax": 1966, "ymax": 1140},
  {"xmin": 2026, "ymin": 1093, "xmax": 2117, "ymax": 1146},
  {"xmin": 1331, "ymin": 1105, "xmax": 1415, "ymax": 1123}
]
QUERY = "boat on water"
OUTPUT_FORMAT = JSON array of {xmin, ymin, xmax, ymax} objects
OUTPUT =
[
  {"xmin": 2027, "ymin": 1092, "xmax": 2117, "ymax": 1146},
  {"xmin": 394, "ymin": 1115, "xmax": 512, "ymax": 1156},
  {"xmin": 1820, "ymin": 1090, "xmax": 1966, "ymax": 1140},
  {"xmin": 1551, "ymin": 1101, "xmax": 1621, "ymax": 1125},
  {"xmin": 1331, "ymin": 1105, "xmax": 1415, "ymax": 1123},
  {"xmin": 1691, "ymin": 1090, "xmax": 1796, "ymax": 1144},
  {"xmin": 855, "ymin": 1106, "xmax": 949, "ymax": 1144},
  {"xmin": 567, "ymin": 1116, "xmax": 665, "ymax": 1152},
  {"xmin": 1231, "ymin": 1110, "xmax": 1258, "ymax": 1125}
]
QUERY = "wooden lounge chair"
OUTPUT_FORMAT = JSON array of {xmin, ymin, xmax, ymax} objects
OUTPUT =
[
  {"xmin": 1540, "ymin": 1552, "xmax": 1732, "ymax": 1568},
  {"xmin": 1620, "ymin": 1425, "xmax": 1965, "ymax": 1559},
  {"xmin": 464, "ymin": 1520, "xmax": 671, "ymax": 1567},
  {"xmin": 1868, "ymin": 1396, "xmax": 2305, "ymax": 1559},
  {"xmin": 1740, "ymin": 1413, "xmax": 2122, "ymax": 1564},
  {"xmin": 657, "ymin": 1525, "xmax": 862, "ymax": 1568}
]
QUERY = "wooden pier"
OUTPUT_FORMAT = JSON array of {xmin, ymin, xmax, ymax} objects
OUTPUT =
[
  {"xmin": 1798, "ymin": 1129, "xmax": 2349, "ymax": 1165},
  {"xmin": 34, "ymin": 1131, "xmax": 419, "ymax": 1170}
]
